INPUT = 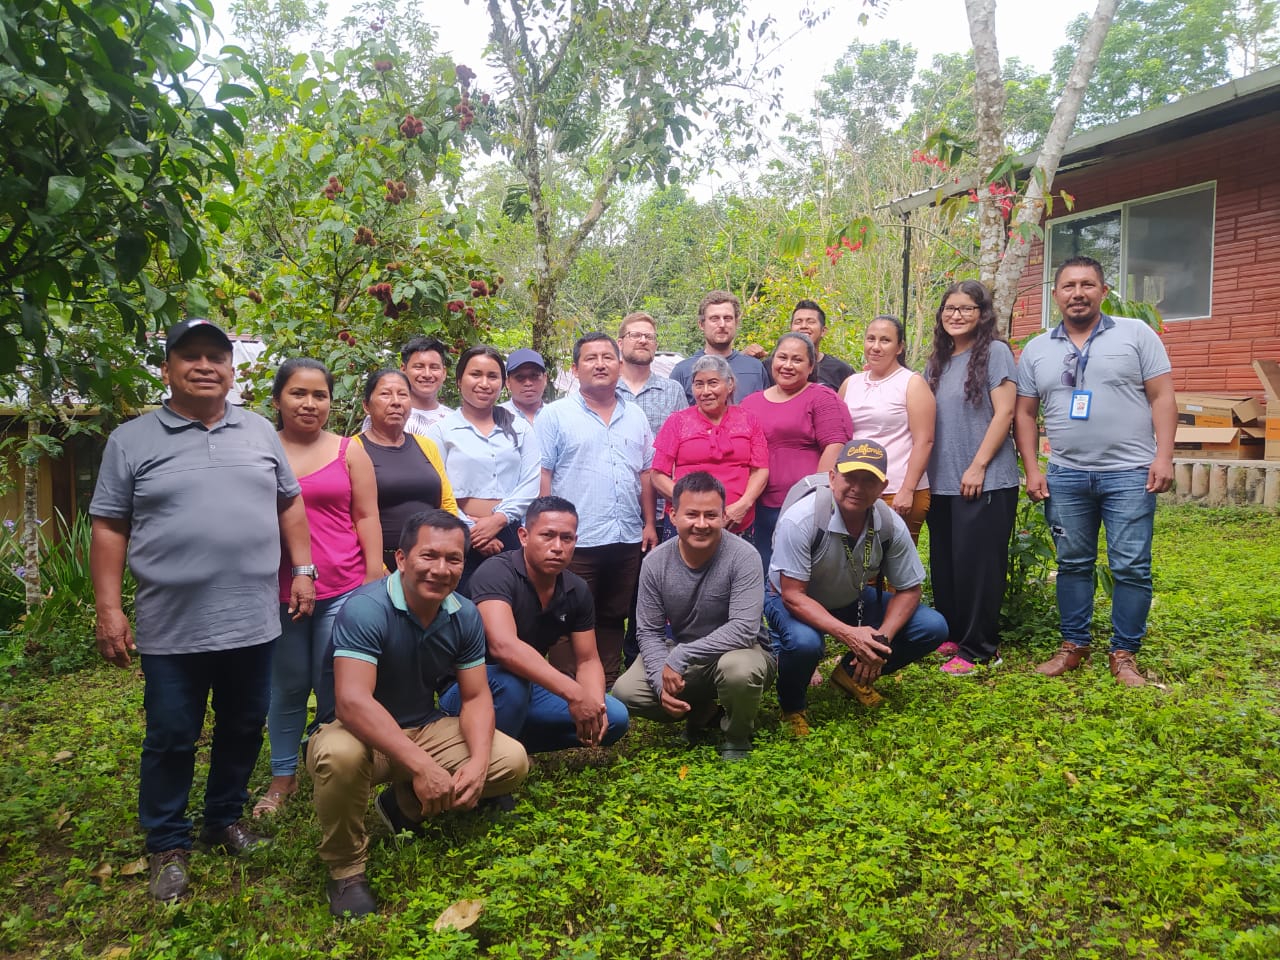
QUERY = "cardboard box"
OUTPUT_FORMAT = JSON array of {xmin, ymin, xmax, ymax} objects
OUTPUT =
[
  {"xmin": 1173, "ymin": 424, "xmax": 1267, "ymax": 460},
  {"xmin": 1253, "ymin": 360, "xmax": 1280, "ymax": 461},
  {"xmin": 1175, "ymin": 392, "xmax": 1263, "ymax": 427}
]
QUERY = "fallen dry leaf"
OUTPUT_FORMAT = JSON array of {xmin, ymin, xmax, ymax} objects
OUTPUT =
[
  {"xmin": 678, "ymin": 765, "xmax": 689, "ymax": 780},
  {"xmin": 55, "ymin": 806, "xmax": 72, "ymax": 829},
  {"xmin": 119, "ymin": 858, "xmax": 148, "ymax": 877},
  {"xmin": 89, "ymin": 861, "xmax": 113, "ymax": 881},
  {"xmin": 433, "ymin": 898, "xmax": 485, "ymax": 932},
  {"xmin": 99, "ymin": 947, "xmax": 131, "ymax": 959},
  {"xmin": 1064, "ymin": 770, "xmax": 1080, "ymax": 786},
  {"xmin": 52, "ymin": 750, "xmax": 74, "ymax": 763}
]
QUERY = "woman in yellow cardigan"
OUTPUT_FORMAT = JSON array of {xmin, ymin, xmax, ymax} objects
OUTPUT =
[{"xmin": 353, "ymin": 368, "xmax": 460, "ymax": 572}]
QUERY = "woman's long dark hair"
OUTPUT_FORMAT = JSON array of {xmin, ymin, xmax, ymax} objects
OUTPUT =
[
  {"xmin": 456, "ymin": 345, "xmax": 519, "ymax": 447},
  {"xmin": 271, "ymin": 358, "xmax": 334, "ymax": 429},
  {"xmin": 925, "ymin": 280, "xmax": 1004, "ymax": 406}
]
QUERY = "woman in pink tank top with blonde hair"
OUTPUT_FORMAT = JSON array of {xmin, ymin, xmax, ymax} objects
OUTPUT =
[
  {"xmin": 252, "ymin": 359, "xmax": 382, "ymax": 818},
  {"xmin": 838, "ymin": 315, "xmax": 936, "ymax": 542}
]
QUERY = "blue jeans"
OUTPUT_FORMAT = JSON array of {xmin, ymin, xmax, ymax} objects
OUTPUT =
[
  {"xmin": 266, "ymin": 592, "xmax": 350, "ymax": 777},
  {"xmin": 139, "ymin": 641, "xmax": 274, "ymax": 852},
  {"xmin": 440, "ymin": 664, "xmax": 630, "ymax": 753},
  {"xmin": 764, "ymin": 586, "xmax": 947, "ymax": 713},
  {"xmin": 1045, "ymin": 464, "xmax": 1156, "ymax": 653},
  {"xmin": 753, "ymin": 504, "xmax": 782, "ymax": 578}
]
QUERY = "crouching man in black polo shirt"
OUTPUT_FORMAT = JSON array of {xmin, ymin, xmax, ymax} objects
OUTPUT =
[
  {"xmin": 307, "ymin": 510, "xmax": 529, "ymax": 918},
  {"xmin": 440, "ymin": 496, "xmax": 630, "ymax": 752}
]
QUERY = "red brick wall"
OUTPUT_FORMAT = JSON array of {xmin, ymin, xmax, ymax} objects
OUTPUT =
[{"xmin": 1012, "ymin": 113, "xmax": 1280, "ymax": 398}]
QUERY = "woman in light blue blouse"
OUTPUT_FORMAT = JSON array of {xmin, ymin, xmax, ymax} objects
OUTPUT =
[{"xmin": 427, "ymin": 345, "xmax": 541, "ymax": 589}]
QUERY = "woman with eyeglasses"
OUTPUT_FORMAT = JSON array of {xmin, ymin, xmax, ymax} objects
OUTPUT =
[
  {"xmin": 838, "ymin": 315, "xmax": 934, "ymax": 542},
  {"xmin": 923, "ymin": 281, "xmax": 1019, "ymax": 676}
]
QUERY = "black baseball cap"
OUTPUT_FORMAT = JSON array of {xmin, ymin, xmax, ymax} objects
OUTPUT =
[
  {"xmin": 834, "ymin": 439, "xmax": 889, "ymax": 482},
  {"xmin": 165, "ymin": 318, "xmax": 233, "ymax": 357}
]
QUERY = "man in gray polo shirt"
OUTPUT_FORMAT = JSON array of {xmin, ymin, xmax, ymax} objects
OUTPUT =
[
  {"xmin": 1014, "ymin": 255, "xmax": 1176, "ymax": 687},
  {"xmin": 90, "ymin": 318, "xmax": 315, "ymax": 902},
  {"xmin": 612, "ymin": 471, "xmax": 775, "ymax": 759}
]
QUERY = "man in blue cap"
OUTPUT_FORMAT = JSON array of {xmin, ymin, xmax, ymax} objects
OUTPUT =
[{"xmin": 502, "ymin": 348, "xmax": 549, "ymax": 423}]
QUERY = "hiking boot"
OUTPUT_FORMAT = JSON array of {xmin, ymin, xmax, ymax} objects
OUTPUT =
[
  {"xmin": 1035, "ymin": 642, "xmax": 1091, "ymax": 677},
  {"xmin": 780, "ymin": 711, "xmax": 810, "ymax": 737},
  {"xmin": 198, "ymin": 820, "xmax": 269, "ymax": 855},
  {"xmin": 148, "ymin": 848, "xmax": 190, "ymax": 902},
  {"xmin": 327, "ymin": 873, "xmax": 377, "ymax": 919},
  {"xmin": 829, "ymin": 663, "xmax": 884, "ymax": 707},
  {"xmin": 477, "ymin": 794, "xmax": 517, "ymax": 815},
  {"xmin": 718, "ymin": 741, "xmax": 752, "ymax": 760},
  {"xmin": 1109, "ymin": 650, "xmax": 1147, "ymax": 687},
  {"xmin": 936, "ymin": 641, "xmax": 960, "ymax": 658},
  {"xmin": 375, "ymin": 787, "xmax": 426, "ymax": 837}
]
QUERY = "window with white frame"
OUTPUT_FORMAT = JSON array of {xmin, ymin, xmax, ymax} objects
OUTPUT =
[{"xmin": 1044, "ymin": 182, "xmax": 1216, "ymax": 323}]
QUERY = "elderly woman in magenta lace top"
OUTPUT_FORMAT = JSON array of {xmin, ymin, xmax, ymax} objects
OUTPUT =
[{"xmin": 651, "ymin": 354, "xmax": 769, "ymax": 539}]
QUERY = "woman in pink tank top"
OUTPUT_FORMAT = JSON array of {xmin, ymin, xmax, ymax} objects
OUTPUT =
[
  {"xmin": 838, "ymin": 315, "xmax": 935, "ymax": 542},
  {"xmin": 253, "ymin": 359, "xmax": 381, "ymax": 817}
]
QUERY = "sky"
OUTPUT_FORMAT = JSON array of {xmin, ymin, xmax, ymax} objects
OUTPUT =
[{"xmin": 214, "ymin": 0, "xmax": 1098, "ymax": 109}]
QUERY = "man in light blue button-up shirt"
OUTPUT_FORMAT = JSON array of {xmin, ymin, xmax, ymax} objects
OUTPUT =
[{"xmin": 537, "ymin": 332, "xmax": 657, "ymax": 684}]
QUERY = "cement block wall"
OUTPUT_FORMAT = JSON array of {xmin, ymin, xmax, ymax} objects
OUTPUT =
[{"xmin": 1164, "ymin": 459, "xmax": 1280, "ymax": 508}]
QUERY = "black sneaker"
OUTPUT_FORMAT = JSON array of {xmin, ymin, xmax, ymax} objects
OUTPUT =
[
  {"xmin": 198, "ymin": 820, "xmax": 270, "ymax": 855},
  {"xmin": 374, "ymin": 788, "xmax": 426, "ymax": 837},
  {"xmin": 476, "ymin": 793, "xmax": 517, "ymax": 814},
  {"xmin": 148, "ymin": 848, "xmax": 191, "ymax": 902},
  {"xmin": 327, "ymin": 874, "xmax": 377, "ymax": 919}
]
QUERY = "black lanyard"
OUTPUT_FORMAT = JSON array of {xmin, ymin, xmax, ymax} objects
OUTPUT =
[
  {"xmin": 1068, "ymin": 322, "xmax": 1105, "ymax": 388},
  {"xmin": 838, "ymin": 509, "xmax": 876, "ymax": 626}
]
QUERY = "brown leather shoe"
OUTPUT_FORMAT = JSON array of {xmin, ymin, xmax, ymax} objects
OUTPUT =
[
  {"xmin": 1109, "ymin": 650, "xmax": 1147, "ymax": 687},
  {"xmin": 148, "ymin": 848, "xmax": 190, "ymax": 902},
  {"xmin": 198, "ymin": 820, "xmax": 269, "ymax": 855},
  {"xmin": 1035, "ymin": 642, "xmax": 1091, "ymax": 677}
]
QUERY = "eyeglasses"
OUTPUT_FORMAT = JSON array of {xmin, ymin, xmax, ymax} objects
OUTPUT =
[
  {"xmin": 941, "ymin": 305, "xmax": 980, "ymax": 316},
  {"xmin": 622, "ymin": 332, "xmax": 656, "ymax": 342},
  {"xmin": 1061, "ymin": 351, "xmax": 1080, "ymax": 387}
]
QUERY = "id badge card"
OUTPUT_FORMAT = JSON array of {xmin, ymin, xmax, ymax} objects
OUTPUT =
[{"xmin": 1070, "ymin": 389, "xmax": 1092, "ymax": 420}]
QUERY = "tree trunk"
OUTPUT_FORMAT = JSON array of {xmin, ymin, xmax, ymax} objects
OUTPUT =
[
  {"xmin": 965, "ymin": 0, "xmax": 1007, "ymax": 291},
  {"xmin": 21, "ymin": 419, "xmax": 41, "ymax": 611},
  {"xmin": 991, "ymin": 0, "xmax": 1119, "ymax": 333}
]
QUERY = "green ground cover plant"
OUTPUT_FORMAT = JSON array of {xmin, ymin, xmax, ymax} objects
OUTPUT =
[{"xmin": 1, "ymin": 505, "xmax": 1277, "ymax": 959}]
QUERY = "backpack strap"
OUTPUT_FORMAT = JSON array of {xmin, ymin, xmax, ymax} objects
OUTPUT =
[{"xmin": 810, "ymin": 485, "xmax": 834, "ymax": 554}]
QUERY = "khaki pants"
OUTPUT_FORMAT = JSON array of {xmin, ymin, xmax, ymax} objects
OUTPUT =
[
  {"xmin": 307, "ymin": 717, "xmax": 529, "ymax": 879},
  {"xmin": 611, "ymin": 646, "xmax": 775, "ymax": 745}
]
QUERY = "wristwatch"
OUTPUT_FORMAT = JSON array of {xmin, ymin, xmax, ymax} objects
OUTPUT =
[{"xmin": 292, "ymin": 564, "xmax": 318, "ymax": 579}]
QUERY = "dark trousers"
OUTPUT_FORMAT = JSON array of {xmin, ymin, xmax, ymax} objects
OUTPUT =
[
  {"xmin": 926, "ymin": 488, "xmax": 1018, "ymax": 663},
  {"xmin": 550, "ymin": 541, "xmax": 641, "ymax": 686},
  {"xmin": 139, "ymin": 641, "xmax": 274, "ymax": 852}
]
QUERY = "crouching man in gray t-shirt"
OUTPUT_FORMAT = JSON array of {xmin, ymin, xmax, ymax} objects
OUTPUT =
[{"xmin": 612, "ymin": 471, "xmax": 776, "ymax": 759}]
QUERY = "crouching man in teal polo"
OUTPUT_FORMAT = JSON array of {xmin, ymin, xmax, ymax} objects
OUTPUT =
[{"xmin": 307, "ymin": 509, "xmax": 529, "ymax": 918}]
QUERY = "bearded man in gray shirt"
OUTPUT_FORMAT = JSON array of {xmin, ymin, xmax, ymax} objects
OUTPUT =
[{"xmin": 611, "ymin": 471, "xmax": 775, "ymax": 759}]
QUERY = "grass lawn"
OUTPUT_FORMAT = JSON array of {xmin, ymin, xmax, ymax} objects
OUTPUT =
[{"xmin": 2, "ymin": 505, "xmax": 1278, "ymax": 959}]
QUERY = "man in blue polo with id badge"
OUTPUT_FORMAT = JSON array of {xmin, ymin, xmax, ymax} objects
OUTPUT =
[{"xmin": 1014, "ymin": 255, "xmax": 1178, "ymax": 687}]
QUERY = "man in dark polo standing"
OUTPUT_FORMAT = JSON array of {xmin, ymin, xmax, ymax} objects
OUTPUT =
[{"xmin": 90, "ymin": 318, "xmax": 316, "ymax": 902}]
